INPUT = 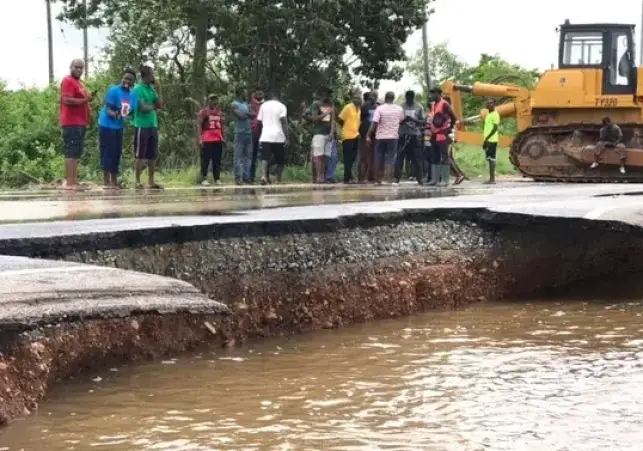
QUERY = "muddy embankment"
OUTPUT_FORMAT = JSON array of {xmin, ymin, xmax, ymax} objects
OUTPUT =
[{"xmin": 2, "ymin": 210, "xmax": 643, "ymax": 425}]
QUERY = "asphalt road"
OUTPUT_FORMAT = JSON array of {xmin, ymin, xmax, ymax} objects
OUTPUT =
[
  {"xmin": 0, "ymin": 256, "xmax": 228, "ymax": 329},
  {"xmin": 1, "ymin": 183, "xmax": 643, "ymax": 241}
]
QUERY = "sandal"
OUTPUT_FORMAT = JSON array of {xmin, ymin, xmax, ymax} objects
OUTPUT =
[{"xmin": 148, "ymin": 183, "xmax": 164, "ymax": 190}]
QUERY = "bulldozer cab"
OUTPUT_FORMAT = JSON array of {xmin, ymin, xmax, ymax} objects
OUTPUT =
[{"xmin": 558, "ymin": 21, "xmax": 636, "ymax": 95}]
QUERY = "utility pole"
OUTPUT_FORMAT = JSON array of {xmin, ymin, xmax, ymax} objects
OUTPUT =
[
  {"xmin": 46, "ymin": 0, "xmax": 54, "ymax": 84},
  {"xmin": 83, "ymin": 0, "xmax": 89, "ymax": 79},
  {"xmin": 421, "ymin": 2, "xmax": 431, "ymax": 94}
]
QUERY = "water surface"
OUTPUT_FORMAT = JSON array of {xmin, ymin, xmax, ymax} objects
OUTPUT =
[{"xmin": 2, "ymin": 298, "xmax": 643, "ymax": 451}]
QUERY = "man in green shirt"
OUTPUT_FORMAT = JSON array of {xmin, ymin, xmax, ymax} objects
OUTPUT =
[
  {"xmin": 482, "ymin": 99, "xmax": 500, "ymax": 184},
  {"xmin": 133, "ymin": 65, "xmax": 164, "ymax": 189}
]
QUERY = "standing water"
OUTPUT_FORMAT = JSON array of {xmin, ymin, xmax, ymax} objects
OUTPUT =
[{"xmin": 2, "ymin": 298, "xmax": 643, "ymax": 450}]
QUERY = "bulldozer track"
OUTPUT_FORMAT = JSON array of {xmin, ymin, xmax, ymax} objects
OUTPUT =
[{"xmin": 510, "ymin": 123, "xmax": 643, "ymax": 183}]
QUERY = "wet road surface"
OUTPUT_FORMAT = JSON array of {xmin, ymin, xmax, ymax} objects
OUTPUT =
[
  {"xmin": 3, "ymin": 278, "xmax": 643, "ymax": 451},
  {"xmin": 0, "ymin": 182, "xmax": 516, "ymax": 224}
]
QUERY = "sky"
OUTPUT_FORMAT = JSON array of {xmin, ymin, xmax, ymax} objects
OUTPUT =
[{"xmin": 2, "ymin": 0, "xmax": 642, "ymax": 92}]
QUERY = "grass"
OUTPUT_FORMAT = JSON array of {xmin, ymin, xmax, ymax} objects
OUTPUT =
[
  {"xmin": 19, "ymin": 143, "xmax": 516, "ymax": 190},
  {"xmin": 451, "ymin": 143, "xmax": 516, "ymax": 179}
]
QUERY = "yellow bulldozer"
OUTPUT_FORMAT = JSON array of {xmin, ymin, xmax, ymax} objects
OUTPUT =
[{"xmin": 443, "ymin": 20, "xmax": 643, "ymax": 182}]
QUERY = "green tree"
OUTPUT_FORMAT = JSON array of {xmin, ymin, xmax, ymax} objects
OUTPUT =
[{"xmin": 405, "ymin": 42, "xmax": 467, "ymax": 95}]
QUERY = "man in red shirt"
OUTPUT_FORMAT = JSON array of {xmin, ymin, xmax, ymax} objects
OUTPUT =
[
  {"xmin": 250, "ymin": 90, "xmax": 264, "ymax": 183},
  {"xmin": 59, "ymin": 59, "xmax": 91, "ymax": 190},
  {"xmin": 196, "ymin": 94, "xmax": 225, "ymax": 185}
]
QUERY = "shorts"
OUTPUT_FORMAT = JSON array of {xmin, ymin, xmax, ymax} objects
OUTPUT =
[
  {"xmin": 375, "ymin": 139, "xmax": 398, "ymax": 165},
  {"xmin": 62, "ymin": 125, "xmax": 86, "ymax": 159},
  {"xmin": 260, "ymin": 142, "xmax": 286, "ymax": 165},
  {"xmin": 484, "ymin": 142, "xmax": 498, "ymax": 161},
  {"xmin": 99, "ymin": 127, "xmax": 124, "ymax": 174},
  {"xmin": 311, "ymin": 134, "xmax": 332, "ymax": 157},
  {"xmin": 134, "ymin": 127, "xmax": 159, "ymax": 160}
]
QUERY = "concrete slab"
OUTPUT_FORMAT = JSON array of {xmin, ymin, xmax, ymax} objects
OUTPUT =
[{"xmin": 0, "ymin": 256, "xmax": 229, "ymax": 328}]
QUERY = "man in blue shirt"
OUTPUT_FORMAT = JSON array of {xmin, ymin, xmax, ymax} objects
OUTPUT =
[
  {"xmin": 231, "ymin": 87, "xmax": 254, "ymax": 184},
  {"xmin": 98, "ymin": 69, "xmax": 136, "ymax": 188}
]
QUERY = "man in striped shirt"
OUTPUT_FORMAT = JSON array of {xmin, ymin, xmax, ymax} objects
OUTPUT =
[{"xmin": 366, "ymin": 91, "xmax": 404, "ymax": 184}]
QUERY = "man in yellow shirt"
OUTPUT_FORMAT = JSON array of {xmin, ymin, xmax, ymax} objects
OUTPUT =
[
  {"xmin": 482, "ymin": 99, "xmax": 500, "ymax": 184},
  {"xmin": 338, "ymin": 92, "xmax": 362, "ymax": 183}
]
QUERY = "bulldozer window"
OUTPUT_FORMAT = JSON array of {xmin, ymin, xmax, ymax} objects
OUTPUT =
[
  {"xmin": 562, "ymin": 31, "xmax": 603, "ymax": 66},
  {"xmin": 612, "ymin": 32, "xmax": 631, "ymax": 86}
]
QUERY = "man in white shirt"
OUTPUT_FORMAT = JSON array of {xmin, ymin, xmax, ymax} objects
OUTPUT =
[{"xmin": 257, "ymin": 91, "xmax": 289, "ymax": 185}]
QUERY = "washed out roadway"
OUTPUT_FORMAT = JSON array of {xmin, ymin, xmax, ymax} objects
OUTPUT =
[{"xmin": 3, "ymin": 181, "xmax": 643, "ymax": 329}]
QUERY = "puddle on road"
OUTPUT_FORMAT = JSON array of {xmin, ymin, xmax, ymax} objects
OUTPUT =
[{"xmin": 0, "ymin": 186, "xmax": 464, "ymax": 224}]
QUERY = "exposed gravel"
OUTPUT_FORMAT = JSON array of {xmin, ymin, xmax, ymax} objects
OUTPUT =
[{"xmin": 70, "ymin": 220, "xmax": 497, "ymax": 277}]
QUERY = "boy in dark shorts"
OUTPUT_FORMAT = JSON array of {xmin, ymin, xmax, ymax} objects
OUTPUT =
[
  {"xmin": 132, "ymin": 65, "xmax": 164, "ymax": 189},
  {"xmin": 257, "ymin": 91, "xmax": 289, "ymax": 184}
]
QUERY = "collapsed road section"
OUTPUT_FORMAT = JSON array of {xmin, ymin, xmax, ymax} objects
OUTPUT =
[{"xmin": 2, "ymin": 191, "xmax": 643, "ymax": 426}]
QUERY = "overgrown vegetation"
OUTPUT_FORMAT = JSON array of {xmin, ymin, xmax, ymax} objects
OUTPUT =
[{"xmin": 0, "ymin": 1, "xmax": 529, "ymax": 187}]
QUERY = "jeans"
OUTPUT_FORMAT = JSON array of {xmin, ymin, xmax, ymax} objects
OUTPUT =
[
  {"xmin": 233, "ymin": 133, "xmax": 253, "ymax": 182},
  {"xmin": 375, "ymin": 139, "xmax": 397, "ymax": 167}
]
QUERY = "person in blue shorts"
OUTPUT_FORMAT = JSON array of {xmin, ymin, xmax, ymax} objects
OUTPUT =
[{"xmin": 98, "ymin": 69, "xmax": 136, "ymax": 189}]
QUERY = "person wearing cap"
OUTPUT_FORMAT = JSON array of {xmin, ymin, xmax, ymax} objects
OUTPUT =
[
  {"xmin": 196, "ymin": 94, "xmax": 225, "ymax": 185},
  {"xmin": 427, "ymin": 86, "xmax": 457, "ymax": 186}
]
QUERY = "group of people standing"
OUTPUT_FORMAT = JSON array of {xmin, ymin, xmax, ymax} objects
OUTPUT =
[
  {"xmin": 60, "ymin": 60, "xmax": 164, "ymax": 190},
  {"xmin": 302, "ymin": 86, "xmax": 472, "ymax": 186},
  {"xmin": 59, "ymin": 57, "xmax": 498, "ymax": 190},
  {"xmin": 197, "ymin": 89, "xmax": 289, "ymax": 186}
]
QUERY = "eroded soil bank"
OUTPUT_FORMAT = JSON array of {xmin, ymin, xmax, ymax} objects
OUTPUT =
[{"xmin": 2, "ymin": 212, "xmax": 643, "ymax": 426}]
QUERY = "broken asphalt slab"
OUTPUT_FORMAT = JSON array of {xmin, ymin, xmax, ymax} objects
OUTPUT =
[{"xmin": 0, "ymin": 256, "xmax": 229, "ymax": 330}]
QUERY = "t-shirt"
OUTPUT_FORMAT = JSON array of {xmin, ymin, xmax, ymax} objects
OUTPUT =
[
  {"xmin": 132, "ymin": 83, "xmax": 159, "ymax": 128},
  {"xmin": 360, "ymin": 100, "xmax": 377, "ymax": 137},
  {"xmin": 199, "ymin": 107, "xmax": 224, "ymax": 143},
  {"xmin": 258, "ymin": 99, "xmax": 287, "ymax": 143},
  {"xmin": 373, "ymin": 103, "xmax": 404, "ymax": 140},
  {"xmin": 250, "ymin": 98, "xmax": 263, "ymax": 136},
  {"xmin": 231, "ymin": 100, "xmax": 252, "ymax": 134},
  {"xmin": 483, "ymin": 110, "xmax": 500, "ymax": 143},
  {"xmin": 308, "ymin": 101, "xmax": 333, "ymax": 135},
  {"xmin": 98, "ymin": 84, "xmax": 135, "ymax": 130},
  {"xmin": 59, "ymin": 75, "xmax": 90, "ymax": 127},
  {"xmin": 600, "ymin": 124, "xmax": 623, "ymax": 144},
  {"xmin": 339, "ymin": 103, "xmax": 360, "ymax": 140},
  {"xmin": 399, "ymin": 103, "xmax": 425, "ymax": 136}
]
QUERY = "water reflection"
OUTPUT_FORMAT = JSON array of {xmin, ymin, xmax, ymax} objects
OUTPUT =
[
  {"xmin": 2, "ymin": 296, "xmax": 643, "ymax": 450},
  {"xmin": 0, "ymin": 185, "xmax": 463, "ymax": 224}
]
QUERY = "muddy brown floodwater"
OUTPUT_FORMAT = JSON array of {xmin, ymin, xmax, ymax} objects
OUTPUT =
[{"xmin": 2, "ymin": 296, "xmax": 643, "ymax": 451}]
